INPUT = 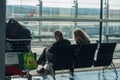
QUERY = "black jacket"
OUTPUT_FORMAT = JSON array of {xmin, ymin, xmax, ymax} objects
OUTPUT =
[{"xmin": 48, "ymin": 39, "xmax": 71, "ymax": 54}]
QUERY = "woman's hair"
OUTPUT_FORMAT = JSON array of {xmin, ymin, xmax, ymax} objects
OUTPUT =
[
  {"xmin": 54, "ymin": 30, "xmax": 63, "ymax": 40},
  {"xmin": 74, "ymin": 29, "xmax": 90, "ymax": 43}
]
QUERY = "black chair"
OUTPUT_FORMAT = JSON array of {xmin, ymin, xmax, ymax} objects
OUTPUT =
[
  {"xmin": 43, "ymin": 45, "xmax": 77, "ymax": 80},
  {"xmin": 54, "ymin": 45, "xmax": 76, "ymax": 70},
  {"xmin": 74, "ymin": 43, "xmax": 98, "ymax": 71},
  {"xmin": 94, "ymin": 43, "xmax": 118, "ymax": 77}
]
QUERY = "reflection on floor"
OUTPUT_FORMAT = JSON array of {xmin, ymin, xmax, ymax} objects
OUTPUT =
[{"xmin": 12, "ymin": 69, "xmax": 120, "ymax": 80}]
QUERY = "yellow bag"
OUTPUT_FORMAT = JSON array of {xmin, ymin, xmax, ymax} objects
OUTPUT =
[{"xmin": 18, "ymin": 52, "xmax": 38, "ymax": 70}]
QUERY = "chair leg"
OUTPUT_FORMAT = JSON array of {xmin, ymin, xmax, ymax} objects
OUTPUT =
[
  {"xmin": 102, "ymin": 66, "xmax": 108, "ymax": 73},
  {"xmin": 111, "ymin": 61, "xmax": 118, "ymax": 77},
  {"xmin": 102, "ymin": 62, "xmax": 118, "ymax": 77},
  {"xmin": 69, "ymin": 68, "xmax": 74, "ymax": 79},
  {"xmin": 47, "ymin": 63, "xmax": 56, "ymax": 80},
  {"xmin": 98, "ymin": 71, "xmax": 101, "ymax": 80},
  {"xmin": 49, "ymin": 65, "xmax": 56, "ymax": 80}
]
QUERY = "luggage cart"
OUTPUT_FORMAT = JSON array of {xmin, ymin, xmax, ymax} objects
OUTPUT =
[{"xmin": 5, "ymin": 38, "xmax": 33, "ymax": 80}]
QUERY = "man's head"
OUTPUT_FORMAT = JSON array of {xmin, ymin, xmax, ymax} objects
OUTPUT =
[{"xmin": 54, "ymin": 30, "xmax": 63, "ymax": 41}]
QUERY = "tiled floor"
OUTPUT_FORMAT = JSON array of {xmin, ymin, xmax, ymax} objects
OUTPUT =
[{"xmin": 11, "ymin": 69, "xmax": 120, "ymax": 80}]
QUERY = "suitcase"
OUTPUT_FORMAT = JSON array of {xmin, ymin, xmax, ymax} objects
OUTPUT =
[
  {"xmin": 6, "ymin": 19, "xmax": 31, "ymax": 51},
  {"xmin": 6, "ymin": 19, "xmax": 31, "ymax": 39}
]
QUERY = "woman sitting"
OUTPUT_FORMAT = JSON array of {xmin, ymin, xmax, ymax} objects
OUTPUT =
[{"xmin": 37, "ymin": 30, "xmax": 71, "ymax": 74}]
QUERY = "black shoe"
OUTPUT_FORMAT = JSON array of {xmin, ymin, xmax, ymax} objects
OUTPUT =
[{"xmin": 37, "ymin": 68, "xmax": 45, "ymax": 74}]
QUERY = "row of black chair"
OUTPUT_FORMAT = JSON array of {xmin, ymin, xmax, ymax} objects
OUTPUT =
[{"xmin": 43, "ymin": 43, "xmax": 117, "ymax": 80}]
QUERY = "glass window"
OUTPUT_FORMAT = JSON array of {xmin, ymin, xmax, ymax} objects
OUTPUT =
[
  {"xmin": 6, "ymin": 0, "xmax": 100, "ymax": 19},
  {"xmin": 78, "ymin": 0, "xmax": 100, "ymax": 19},
  {"xmin": 103, "ymin": 0, "xmax": 120, "ymax": 19},
  {"xmin": 6, "ymin": 0, "xmax": 39, "ymax": 18},
  {"xmin": 6, "ymin": 0, "xmax": 120, "ymax": 59},
  {"xmin": 42, "ymin": 0, "xmax": 74, "ymax": 18},
  {"xmin": 77, "ymin": 22, "xmax": 100, "ymax": 43}
]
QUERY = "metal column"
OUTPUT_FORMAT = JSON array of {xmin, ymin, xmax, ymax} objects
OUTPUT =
[
  {"xmin": 74, "ymin": 0, "xmax": 78, "ymax": 29},
  {"xmin": 104, "ymin": 0, "xmax": 109, "ymax": 42},
  {"xmin": 99, "ymin": 0, "xmax": 103, "ymax": 43},
  {"xmin": 0, "ymin": 0, "xmax": 6, "ymax": 80},
  {"xmin": 38, "ymin": 0, "xmax": 42, "ymax": 36}
]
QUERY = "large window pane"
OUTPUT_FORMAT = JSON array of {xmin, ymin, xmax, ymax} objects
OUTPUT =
[
  {"xmin": 6, "ymin": 0, "xmax": 101, "ymax": 19},
  {"xmin": 6, "ymin": 0, "xmax": 39, "ymax": 18},
  {"xmin": 77, "ymin": 22, "xmax": 100, "ymax": 43},
  {"xmin": 20, "ymin": 21, "xmax": 100, "ymax": 46},
  {"xmin": 109, "ymin": 0, "xmax": 120, "ymax": 19},
  {"xmin": 42, "ymin": 0, "xmax": 73, "ymax": 18},
  {"xmin": 6, "ymin": 0, "xmax": 120, "ymax": 60},
  {"xmin": 103, "ymin": 0, "xmax": 120, "ymax": 19},
  {"xmin": 78, "ymin": 0, "xmax": 100, "ymax": 19}
]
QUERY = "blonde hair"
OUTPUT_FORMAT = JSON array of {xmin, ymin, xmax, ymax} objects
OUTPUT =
[
  {"xmin": 74, "ymin": 29, "xmax": 90, "ymax": 43},
  {"xmin": 54, "ymin": 30, "xmax": 63, "ymax": 40}
]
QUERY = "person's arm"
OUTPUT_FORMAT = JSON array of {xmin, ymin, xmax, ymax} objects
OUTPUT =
[
  {"xmin": 48, "ymin": 42, "xmax": 58, "ymax": 54},
  {"xmin": 47, "ymin": 39, "xmax": 71, "ymax": 54}
]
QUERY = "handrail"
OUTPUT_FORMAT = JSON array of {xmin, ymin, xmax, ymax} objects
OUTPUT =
[
  {"xmin": 6, "ymin": 17, "xmax": 120, "ymax": 22},
  {"xmin": 6, "ymin": 38, "xmax": 32, "ymax": 41},
  {"xmin": 32, "ymin": 35, "xmax": 53, "ymax": 39}
]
